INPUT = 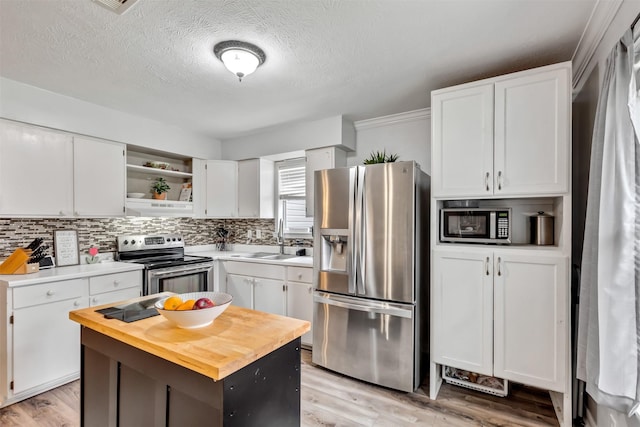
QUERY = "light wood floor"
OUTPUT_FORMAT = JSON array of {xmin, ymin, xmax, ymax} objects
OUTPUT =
[{"xmin": 0, "ymin": 350, "xmax": 560, "ymax": 427}]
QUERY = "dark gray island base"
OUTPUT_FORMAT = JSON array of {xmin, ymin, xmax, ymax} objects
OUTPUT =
[{"xmin": 81, "ymin": 327, "xmax": 301, "ymax": 427}]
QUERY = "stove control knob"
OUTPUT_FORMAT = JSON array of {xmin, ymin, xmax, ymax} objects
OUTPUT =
[
  {"xmin": 172, "ymin": 238, "xmax": 176, "ymax": 241},
  {"xmin": 166, "ymin": 238, "xmax": 170, "ymax": 242},
  {"xmin": 131, "ymin": 240, "xmax": 136, "ymax": 245},
  {"xmin": 123, "ymin": 240, "xmax": 129, "ymax": 245},
  {"xmin": 177, "ymin": 237, "xmax": 182, "ymax": 241}
]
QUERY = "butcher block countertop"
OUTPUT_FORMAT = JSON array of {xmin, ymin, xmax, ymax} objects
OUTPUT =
[{"xmin": 69, "ymin": 298, "xmax": 310, "ymax": 381}]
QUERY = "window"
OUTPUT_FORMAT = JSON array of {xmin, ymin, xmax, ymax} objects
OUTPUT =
[{"xmin": 276, "ymin": 158, "xmax": 313, "ymax": 237}]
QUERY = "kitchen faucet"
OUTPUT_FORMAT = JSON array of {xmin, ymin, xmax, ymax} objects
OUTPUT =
[{"xmin": 277, "ymin": 219, "xmax": 285, "ymax": 254}]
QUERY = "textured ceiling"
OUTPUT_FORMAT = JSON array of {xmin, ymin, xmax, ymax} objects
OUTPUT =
[{"xmin": 0, "ymin": 0, "xmax": 596, "ymax": 140}]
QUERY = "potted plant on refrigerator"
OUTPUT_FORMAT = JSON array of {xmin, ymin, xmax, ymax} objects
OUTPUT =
[
  {"xmin": 150, "ymin": 177, "xmax": 171, "ymax": 200},
  {"xmin": 363, "ymin": 150, "xmax": 399, "ymax": 164}
]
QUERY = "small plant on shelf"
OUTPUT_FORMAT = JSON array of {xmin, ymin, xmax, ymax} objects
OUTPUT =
[
  {"xmin": 150, "ymin": 177, "xmax": 171, "ymax": 200},
  {"xmin": 363, "ymin": 150, "xmax": 399, "ymax": 164}
]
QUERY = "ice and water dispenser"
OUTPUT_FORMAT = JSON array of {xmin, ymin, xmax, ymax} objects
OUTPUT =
[{"xmin": 319, "ymin": 230, "xmax": 348, "ymax": 273}]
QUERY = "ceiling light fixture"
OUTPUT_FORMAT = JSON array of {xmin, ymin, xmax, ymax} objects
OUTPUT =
[{"xmin": 213, "ymin": 40, "xmax": 266, "ymax": 82}]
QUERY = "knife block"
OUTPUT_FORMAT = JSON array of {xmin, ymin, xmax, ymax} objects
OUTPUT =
[
  {"xmin": 0, "ymin": 249, "xmax": 39, "ymax": 274},
  {"xmin": 13, "ymin": 263, "xmax": 39, "ymax": 274}
]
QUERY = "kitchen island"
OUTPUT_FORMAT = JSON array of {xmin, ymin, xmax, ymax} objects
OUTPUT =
[{"xmin": 69, "ymin": 296, "xmax": 310, "ymax": 427}]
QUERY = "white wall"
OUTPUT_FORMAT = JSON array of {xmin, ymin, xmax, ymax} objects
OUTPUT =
[
  {"xmin": 0, "ymin": 77, "xmax": 221, "ymax": 159},
  {"xmin": 222, "ymin": 108, "xmax": 431, "ymax": 174},
  {"xmin": 221, "ymin": 115, "xmax": 355, "ymax": 160},
  {"xmin": 351, "ymin": 109, "xmax": 430, "ymax": 174}
]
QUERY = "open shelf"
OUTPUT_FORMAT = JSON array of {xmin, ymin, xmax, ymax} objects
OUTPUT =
[{"xmin": 127, "ymin": 164, "xmax": 192, "ymax": 179}]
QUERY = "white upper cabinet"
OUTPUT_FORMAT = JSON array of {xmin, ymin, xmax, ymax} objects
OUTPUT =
[
  {"xmin": 305, "ymin": 147, "xmax": 347, "ymax": 216},
  {"xmin": 493, "ymin": 68, "xmax": 569, "ymax": 196},
  {"xmin": 204, "ymin": 160, "xmax": 237, "ymax": 218},
  {"xmin": 0, "ymin": 120, "xmax": 74, "ymax": 216},
  {"xmin": 431, "ymin": 62, "xmax": 570, "ymax": 198},
  {"xmin": 196, "ymin": 158, "xmax": 274, "ymax": 219},
  {"xmin": 431, "ymin": 85, "xmax": 494, "ymax": 197},
  {"xmin": 0, "ymin": 120, "xmax": 128, "ymax": 217},
  {"xmin": 74, "ymin": 137, "xmax": 125, "ymax": 216},
  {"xmin": 237, "ymin": 158, "xmax": 274, "ymax": 218}
]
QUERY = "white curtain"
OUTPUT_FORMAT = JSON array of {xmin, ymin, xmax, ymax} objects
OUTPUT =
[{"xmin": 577, "ymin": 26, "xmax": 640, "ymax": 417}]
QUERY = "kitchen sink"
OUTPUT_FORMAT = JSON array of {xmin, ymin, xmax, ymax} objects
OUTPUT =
[
  {"xmin": 259, "ymin": 254, "xmax": 297, "ymax": 260},
  {"xmin": 229, "ymin": 252, "xmax": 274, "ymax": 258},
  {"xmin": 229, "ymin": 253, "xmax": 297, "ymax": 260}
]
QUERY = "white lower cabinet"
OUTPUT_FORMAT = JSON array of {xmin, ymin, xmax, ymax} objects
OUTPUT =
[
  {"xmin": 254, "ymin": 277, "xmax": 286, "ymax": 316},
  {"xmin": 8, "ymin": 279, "xmax": 88, "ymax": 400},
  {"xmin": 493, "ymin": 253, "xmax": 568, "ymax": 391},
  {"xmin": 88, "ymin": 270, "xmax": 142, "ymax": 306},
  {"xmin": 225, "ymin": 262, "xmax": 286, "ymax": 315},
  {"xmin": 1, "ymin": 269, "xmax": 143, "ymax": 407},
  {"xmin": 286, "ymin": 267, "xmax": 313, "ymax": 347},
  {"xmin": 226, "ymin": 273, "xmax": 253, "ymax": 309},
  {"xmin": 224, "ymin": 261, "xmax": 313, "ymax": 346},
  {"xmin": 432, "ymin": 248, "xmax": 568, "ymax": 392},
  {"xmin": 432, "ymin": 250, "xmax": 493, "ymax": 376},
  {"xmin": 226, "ymin": 273, "xmax": 286, "ymax": 315}
]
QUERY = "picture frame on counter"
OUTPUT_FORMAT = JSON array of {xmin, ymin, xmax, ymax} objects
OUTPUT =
[{"xmin": 54, "ymin": 229, "xmax": 80, "ymax": 267}]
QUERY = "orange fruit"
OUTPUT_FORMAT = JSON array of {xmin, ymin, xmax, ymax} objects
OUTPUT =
[
  {"xmin": 176, "ymin": 299, "xmax": 196, "ymax": 311},
  {"xmin": 163, "ymin": 296, "xmax": 183, "ymax": 310}
]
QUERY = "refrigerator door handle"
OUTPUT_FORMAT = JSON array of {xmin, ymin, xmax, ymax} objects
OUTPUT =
[
  {"xmin": 348, "ymin": 167, "xmax": 357, "ymax": 294},
  {"xmin": 313, "ymin": 294, "xmax": 413, "ymax": 319},
  {"xmin": 355, "ymin": 166, "xmax": 366, "ymax": 295}
]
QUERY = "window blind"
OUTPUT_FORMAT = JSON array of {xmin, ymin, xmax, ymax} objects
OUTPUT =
[{"xmin": 277, "ymin": 159, "xmax": 313, "ymax": 234}]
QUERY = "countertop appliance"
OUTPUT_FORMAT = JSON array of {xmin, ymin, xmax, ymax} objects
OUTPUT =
[
  {"xmin": 116, "ymin": 234, "xmax": 213, "ymax": 296},
  {"xmin": 440, "ymin": 207, "xmax": 511, "ymax": 244},
  {"xmin": 312, "ymin": 161, "xmax": 430, "ymax": 393}
]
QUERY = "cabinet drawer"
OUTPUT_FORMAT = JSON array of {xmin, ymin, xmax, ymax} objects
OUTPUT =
[
  {"xmin": 89, "ymin": 271, "xmax": 141, "ymax": 295},
  {"xmin": 224, "ymin": 261, "xmax": 285, "ymax": 280},
  {"xmin": 90, "ymin": 287, "xmax": 141, "ymax": 307},
  {"xmin": 287, "ymin": 266, "xmax": 312, "ymax": 283},
  {"xmin": 13, "ymin": 278, "xmax": 88, "ymax": 309}
]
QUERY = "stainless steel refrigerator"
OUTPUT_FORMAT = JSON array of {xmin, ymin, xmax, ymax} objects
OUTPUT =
[{"xmin": 312, "ymin": 161, "xmax": 430, "ymax": 392}]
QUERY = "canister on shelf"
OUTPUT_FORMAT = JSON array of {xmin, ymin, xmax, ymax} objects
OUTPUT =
[{"xmin": 529, "ymin": 211, "xmax": 554, "ymax": 245}]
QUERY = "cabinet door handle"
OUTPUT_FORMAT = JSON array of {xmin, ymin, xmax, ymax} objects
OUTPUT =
[
  {"xmin": 46, "ymin": 290, "xmax": 54, "ymax": 296},
  {"xmin": 298, "ymin": 274, "xmax": 303, "ymax": 280},
  {"xmin": 497, "ymin": 171, "xmax": 503, "ymax": 191},
  {"xmin": 485, "ymin": 172, "xmax": 490, "ymax": 191},
  {"xmin": 92, "ymin": 298, "xmax": 98, "ymax": 304},
  {"xmin": 113, "ymin": 280, "xmax": 121, "ymax": 286},
  {"xmin": 497, "ymin": 257, "xmax": 502, "ymax": 276},
  {"xmin": 307, "ymin": 286, "xmax": 312, "ymax": 294},
  {"xmin": 485, "ymin": 257, "xmax": 490, "ymax": 276},
  {"xmin": 74, "ymin": 300, "xmax": 80, "ymax": 307}
]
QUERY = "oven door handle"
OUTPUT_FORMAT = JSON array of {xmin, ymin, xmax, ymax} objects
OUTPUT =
[{"xmin": 148, "ymin": 264, "xmax": 213, "ymax": 278}]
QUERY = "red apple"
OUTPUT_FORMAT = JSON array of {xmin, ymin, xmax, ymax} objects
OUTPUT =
[{"xmin": 193, "ymin": 297, "xmax": 215, "ymax": 310}]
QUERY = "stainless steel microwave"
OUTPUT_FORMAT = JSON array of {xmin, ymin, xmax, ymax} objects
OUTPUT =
[{"xmin": 440, "ymin": 208, "xmax": 512, "ymax": 244}]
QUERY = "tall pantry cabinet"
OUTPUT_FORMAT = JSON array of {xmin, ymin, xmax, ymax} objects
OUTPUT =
[{"xmin": 429, "ymin": 62, "xmax": 572, "ymax": 427}]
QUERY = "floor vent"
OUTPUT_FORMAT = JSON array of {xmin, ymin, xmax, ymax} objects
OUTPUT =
[{"xmin": 92, "ymin": 0, "xmax": 140, "ymax": 15}]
